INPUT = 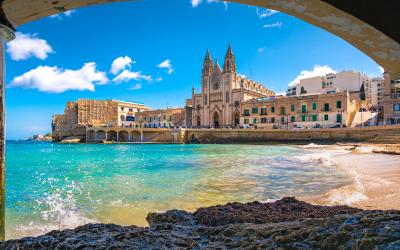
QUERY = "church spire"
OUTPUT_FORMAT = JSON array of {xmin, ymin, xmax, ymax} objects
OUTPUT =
[
  {"xmin": 214, "ymin": 57, "xmax": 222, "ymax": 73},
  {"xmin": 202, "ymin": 49, "xmax": 213, "ymax": 76},
  {"xmin": 223, "ymin": 43, "xmax": 236, "ymax": 73}
]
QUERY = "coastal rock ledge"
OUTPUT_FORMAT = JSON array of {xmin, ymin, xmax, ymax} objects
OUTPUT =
[{"xmin": 2, "ymin": 197, "xmax": 400, "ymax": 249}]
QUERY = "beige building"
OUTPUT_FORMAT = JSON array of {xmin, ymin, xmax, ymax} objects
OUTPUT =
[
  {"xmin": 287, "ymin": 71, "xmax": 375, "ymax": 107},
  {"xmin": 52, "ymin": 99, "xmax": 149, "ymax": 140},
  {"xmin": 116, "ymin": 100, "xmax": 150, "ymax": 127},
  {"xmin": 135, "ymin": 108, "xmax": 187, "ymax": 128},
  {"xmin": 240, "ymin": 91, "xmax": 359, "ymax": 129},
  {"xmin": 187, "ymin": 45, "xmax": 274, "ymax": 128},
  {"xmin": 382, "ymin": 72, "xmax": 400, "ymax": 124}
]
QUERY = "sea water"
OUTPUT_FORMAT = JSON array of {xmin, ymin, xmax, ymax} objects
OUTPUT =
[{"xmin": 5, "ymin": 141, "xmax": 352, "ymax": 239}]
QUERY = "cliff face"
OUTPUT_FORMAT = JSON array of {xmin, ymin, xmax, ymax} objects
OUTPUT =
[{"xmin": 2, "ymin": 197, "xmax": 400, "ymax": 249}]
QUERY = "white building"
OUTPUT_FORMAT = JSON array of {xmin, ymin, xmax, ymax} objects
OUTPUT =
[
  {"xmin": 287, "ymin": 70, "xmax": 376, "ymax": 107},
  {"xmin": 115, "ymin": 100, "xmax": 151, "ymax": 127}
]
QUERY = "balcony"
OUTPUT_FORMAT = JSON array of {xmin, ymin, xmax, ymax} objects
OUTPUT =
[
  {"xmin": 321, "ymin": 108, "xmax": 332, "ymax": 112},
  {"xmin": 260, "ymin": 112, "xmax": 268, "ymax": 115},
  {"xmin": 243, "ymin": 113, "xmax": 250, "ymax": 117}
]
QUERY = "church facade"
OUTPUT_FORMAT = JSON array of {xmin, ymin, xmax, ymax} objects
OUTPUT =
[{"xmin": 187, "ymin": 44, "xmax": 275, "ymax": 128}]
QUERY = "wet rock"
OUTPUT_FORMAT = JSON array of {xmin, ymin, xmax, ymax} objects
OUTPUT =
[{"xmin": 1, "ymin": 197, "xmax": 399, "ymax": 249}]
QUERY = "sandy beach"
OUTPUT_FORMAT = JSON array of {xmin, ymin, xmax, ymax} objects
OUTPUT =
[{"xmin": 306, "ymin": 143, "xmax": 400, "ymax": 210}]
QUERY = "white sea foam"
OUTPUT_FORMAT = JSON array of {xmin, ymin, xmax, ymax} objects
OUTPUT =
[{"xmin": 12, "ymin": 179, "xmax": 97, "ymax": 239}]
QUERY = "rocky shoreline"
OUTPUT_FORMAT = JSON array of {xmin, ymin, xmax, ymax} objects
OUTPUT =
[{"xmin": 2, "ymin": 197, "xmax": 400, "ymax": 249}]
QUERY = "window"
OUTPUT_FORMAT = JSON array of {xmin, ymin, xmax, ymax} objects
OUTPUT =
[
  {"xmin": 261, "ymin": 108, "xmax": 267, "ymax": 115},
  {"xmin": 312, "ymin": 114, "xmax": 317, "ymax": 121},
  {"xmin": 301, "ymin": 104, "xmax": 307, "ymax": 113},
  {"xmin": 312, "ymin": 102, "xmax": 317, "ymax": 111},
  {"xmin": 153, "ymin": 116, "xmax": 156, "ymax": 121},
  {"xmin": 244, "ymin": 109, "xmax": 250, "ymax": 116},
  {"xmin": 280, "ymin": 107, "xmax": 286, "ymax": 115},
  {"xmin": 301, "ymin": 115, "xmax": 306, "ymax": 122},
  {"xmin": 290, "ymin": 116, "xmax": 295, "ymax": 122},
  {"xmin": 149, "ymin": 117, "xmax": 152, "ymax": 122},
  {"xmin": 163, "ymin": 115, "xmax": 166, "ymax": 120},
  {"xmin": 324, "ymin": 103, "xmax": 330, "ymax": 112},
  {"xmin": 129, "ymin": 108, "xmax": 133, "ymax": 112},
  {"xmin": 291, "ymin": 104, "xmax": 295, "ymax": 112},
  {"xmin": 336, "ymin": 101, "xmax": 342, "ymax": 109},
  {"xmin": 336, "ymin": 114, "xmax": 342, "ymax": 123},
  {"xmin": 271, "ymin": 117, "xmax": 275, "ymax": 123},
  {"xmin": 169, "ymin": 115, "xmax": 172, "ymax": 121},
  {"xmin": 280, "ymin": 117, "xmax": 285, "ymax": 123},
  {"xmin": 126, "ymin": 116, "xmax": 135, "ymax": 121},
  {"xmin": 261, "ymin": 118, "xmax": 267, "ymax": 123},
  {"xmin": 204, "ymin": 95, "xmax": 207, "ymax": 104},
  {"xmin": 393, "ymin": 104, "xmax": 400, "ymax": 111},
  {"xmin": 324, "ymin": 114, "xmax": 329, "ymax": 121},
  {"xmin": 144, "ymin": 116, "xmax": 147, "ymax": 121},
  {"xmin": 271, "ymin": 106, "xmax": 275, "ymax": 113},
  {"xmin": 252, "ymin": 107, "xmax": 259, "ymax": 114},
  {"xmin": 244, "ymin": 119, "xmax": 249, "ymax": 124},
  {"xmin": 226, "ymin": 91, "xmax": 229, "ymax": 102},
  {"xmin": 253, "ymin": 118, "xmax": 257, "ymax": 124}
]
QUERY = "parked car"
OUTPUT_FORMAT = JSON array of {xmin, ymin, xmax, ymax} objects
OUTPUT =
[{"xmin": 292, "ymin": 124, "xmax": 306, "ymax": 130}]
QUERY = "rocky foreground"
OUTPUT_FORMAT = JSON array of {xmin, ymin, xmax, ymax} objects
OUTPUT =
[{"xmin": 2, "ymin": 197, "xmax": 400, "ymax": 249}]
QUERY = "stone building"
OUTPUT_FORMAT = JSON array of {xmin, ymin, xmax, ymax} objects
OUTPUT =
[
  {"xmin": 240, "ymin": 91, "xmax": 360, "ymax": 129},
  {"xmin": 286, "ymin": 71, "xmax": 375, "ymax": 108},
  {"xmin": 135, "ymin": 108, "xmax": 187, "ymax": 128},
  {"xmin": 52, "ymin": 99, "xmax": 149, "ymax": 141},
  {"xmin": 187, "ymin": 44, "xmax": 275, "ymax": 128},
  {"xmin": 382, "ymin": 72, "xmax": 400, "ymax": 124}
]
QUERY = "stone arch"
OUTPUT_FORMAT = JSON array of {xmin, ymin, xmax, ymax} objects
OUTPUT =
[
  {"xmin": 196, "ymin": 115, "xmax": 201, "ymax": 127},
  {"xmin": 232, "ymin": 111, "xmax": 240, "ymax": 127},
  {"xmin": 2, "ymin": 0, "xmax": 398, "ymax": 77},
  {"xmin": 107, "ymin": 130, "xmax": 118, "ymax": 142},
  {"xmin": 213, "ymin": 111, "xmax": 220, "ymax": 128},
  {"xmin": 119, "ymin": 130, "xmax": 129, "ymax": 142},
  {"xmin": 96, "ymin": 130, "xmax": 106, "ymax": 140},
  {"xmin": 130, "ymin": 131, "xmax": 141, "ymax": 142}
]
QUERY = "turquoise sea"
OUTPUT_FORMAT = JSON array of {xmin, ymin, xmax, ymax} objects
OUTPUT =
[{"xmin": 5, "ymin": 141, "xmax": 352, "ymax": 239}]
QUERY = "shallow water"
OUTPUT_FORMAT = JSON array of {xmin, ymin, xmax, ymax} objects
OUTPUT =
[{"xmin": 5, "ymin": 141, "xmax": 352, "ymax": 239}]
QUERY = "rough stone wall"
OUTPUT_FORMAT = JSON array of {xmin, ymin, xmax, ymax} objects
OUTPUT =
[{"xmin": 185, "ymin": 126, "xmax": 400, "ymax": 144}]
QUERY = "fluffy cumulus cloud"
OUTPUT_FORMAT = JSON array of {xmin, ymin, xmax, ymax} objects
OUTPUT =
[
  {"xmin": 112, "ymin": 69, "xmax": 152, "ymax": 83},
  {"xmin": 257, "ymin": 47, "xmax": 265, "ymax": 53},
  {"xmin": 8, "ymin": 62, "xmax": 108, "ymax": 93},
  {"xmin": 157, "ymin": 59, "xmax": 174, "ymax": 74},
  {"xmin": 110, "ymin": 56, "xmax": 135, "ymax": 75},
  {"xmin": 289, "ymin": 65, "xmax": 336, "ymax": 87},
  {"xmin": 263, "ymin": 22, "xmax": 283, "ymax": 28},
  {"xmin": 256, "ymin": 8, "xmax": 280, "ymax": 18},
  {"xmin": 50, "ymin": 10, "xmax": 77, "ymax": 19},
  {"xmin": 191, "ymin": 0, "xmax": 228, "ymax": 9},
  {"xmin": 7, "ymin": 32, "xmax": 54, "ymax": 61}
]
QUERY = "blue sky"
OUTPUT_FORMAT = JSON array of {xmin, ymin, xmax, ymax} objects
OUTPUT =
[{"xmin": 5, "ymin": 0, "xmax": 382, "ymax": 139}]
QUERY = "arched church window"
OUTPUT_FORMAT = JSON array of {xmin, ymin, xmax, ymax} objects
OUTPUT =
[
  {"xmin": 226, "ymin": 91, "xmax": 229, "ymax": 103},
  {"xmin": 204, "ymin": 95, "xmax": 207, "ymax": 104}
]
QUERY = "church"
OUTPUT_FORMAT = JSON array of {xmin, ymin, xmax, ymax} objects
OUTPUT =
[{"xmin": 187, "ymin": 44, "xmax": 275, "ymax": 128}]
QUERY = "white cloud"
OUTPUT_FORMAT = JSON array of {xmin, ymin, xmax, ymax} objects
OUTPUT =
[
  {"xmin": 50, "ymin": 10, "xmax": 77, "ymax": 19},
  {"xmin": 257, "ymin": 47, "xmax": 265, "ymax": 53},
  {"xmin": 157, "ymin": 59, "xmax": 174, "ymax": 74},
  {"xmin": 256, "ymin": 8, "xmax": 279, "ymax": 18},
  {"xmin": 110, "ymin": 56, "xmax": 135, "ymax": 75},
  {"xmin": 113, "ymin": 69, "xmax": 152, "ymax": 83},
  {"xmin": 129, "ymin": 83, "xmax": 142, "ymax": 90},
  {"xmin": 289, "ymin": 65, "xmax": 336, "ymax": 87},
  {"xmin": 156, "ymin": 77, "xmax": 163, "ymax": 82},
  {"xmin": 378, "ymin": 66, "xmax": 384, "ymax": 74},
  {"xmin": 191, "ymin": 0, "xmax": 228, "ymax": 9},
  {"xmin": 263, "ymin": 22, "xmax": 283, "ymax": 28},
  {"xmin": 8, "ymin": 62, "xmax": 108, "ymax": 93},
  {"xmin": 237, "ymin": 73, "xmax": 247, "ymax": 78},
  {"xmin": 7, "ymin": 32, "xmax": 54, "ymax": 61},
  {"xmin": 275, "ymin": 92, "xmax": 287, "ymax": 96}
]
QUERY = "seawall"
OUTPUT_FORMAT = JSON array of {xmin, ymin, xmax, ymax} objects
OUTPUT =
[{"xmin": 185, "ymin": 125, "xmax": 400, "ymax": 144}]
